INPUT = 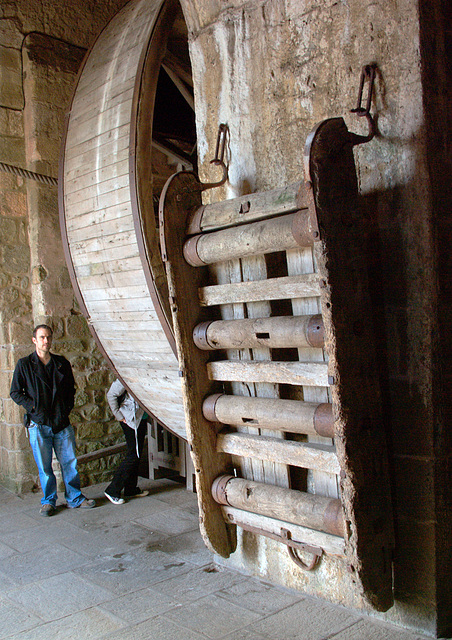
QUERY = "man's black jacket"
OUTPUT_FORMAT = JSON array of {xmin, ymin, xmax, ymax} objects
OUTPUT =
[{"xmin": 10, "ymin": 351, "xmax": 75, "ymax": 434}]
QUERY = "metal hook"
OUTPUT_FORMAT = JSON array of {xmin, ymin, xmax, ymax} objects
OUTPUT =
[
  {"xmin": 281, "ymin": 528, "xmax": 322, "ymax": 571},
  {"xmin": 199, "ymin": 123, "xmax": 229, "ymax": 190},
  {"xmin": 350, "ymin": 64, "xmax": 377, "ymax": 145}
]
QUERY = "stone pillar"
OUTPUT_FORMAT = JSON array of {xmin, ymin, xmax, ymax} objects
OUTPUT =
[{"xmin": 0, "ymin": 19, "xmax": 35, "ymax": 492}]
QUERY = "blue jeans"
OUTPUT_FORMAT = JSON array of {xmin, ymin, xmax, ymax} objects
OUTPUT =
[{"xmin": 28, "ymin": 422, "xmax": 84, "ymax": 507}]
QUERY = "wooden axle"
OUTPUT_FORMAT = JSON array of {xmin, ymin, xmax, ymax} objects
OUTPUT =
[
  {"xmin": 183, "ymin": 211, "xmax": 311, "ymax": 267},
  {"xmin": 193, "ymin": 314, "xmax": 324, "ymax": 350},
  {"xmin": 203, "ymin": 394, "xmax": 334, "ymax": 438},
  {"xmin": 216, "ymin": 431, "xmax": 339, "ymax": 474},
  {"xmin": 212, "ymin": 475, "xmax": 345, "ymax": 538}
]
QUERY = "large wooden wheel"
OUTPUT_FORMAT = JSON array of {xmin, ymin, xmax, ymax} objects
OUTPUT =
[{"xmin": 59, "ymin": 0, "xmax": 195, "ymax": 438}]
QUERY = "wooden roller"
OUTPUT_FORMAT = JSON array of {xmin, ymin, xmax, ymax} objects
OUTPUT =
[
  {"xmin": 212, "ymin": 475, "xmax": 345, "ymax": 538},
  {"xmin": 193, "ymin": 314, "xmax": 324, "ymax": 350},
  {"xmin": 183, "ymin": 211, "xmax": 311, "ymax": 266},
  {"xmin": 203, "ymin": 394, "xmax": 334, "ymax": 438}
]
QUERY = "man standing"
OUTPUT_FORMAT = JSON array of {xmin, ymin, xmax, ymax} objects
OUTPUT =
[{"xmin": 10, "ymin": 324, "xmax": 96, "ymax": 516}]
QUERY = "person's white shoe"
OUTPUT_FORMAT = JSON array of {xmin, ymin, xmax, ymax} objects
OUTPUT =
[{"xmin": 104, "ymin": 491, "xmax": 125, "ymax": 505}]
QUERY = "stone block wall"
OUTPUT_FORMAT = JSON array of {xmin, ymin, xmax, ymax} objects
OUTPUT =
[{"xmin": 0, "ymin": 0, "xmax": 130, "ymax": 493}]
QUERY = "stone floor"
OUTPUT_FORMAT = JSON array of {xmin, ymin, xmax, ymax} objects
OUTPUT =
[{"xmin": 0, "ymin": 478, "xmax": 441, "ymax": 640}]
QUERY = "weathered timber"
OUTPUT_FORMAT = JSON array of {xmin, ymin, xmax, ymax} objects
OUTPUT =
[
  {"xmin": 305, "ymin": 117, "xmax": 394, "ymax": 610},
  {"xmin": 216, "ymin": 431, "xmax": 340, "ymax": 474},
  {"xmin": 207, "ymin": 360, "xmax": 329, "ymax": 386},
  {"xmin": 193, "ymin": 314, "xmax": 324, "ymax": 350},
  {"xmin": 212, "ymin": 475, "xmax": 345, "ymax": 538},
  {"xmin": 221, "ymin": 506, "xmax": 345, "ymax": 557},
  {"xmin": 77, "ymin": 442, "xmax": 127, "ymax": 464},
  {"xmin": 186, "ymin": 181, "xmax": 307, "ymax": 233},
  {"xmin": 184, "ymin": 212, "xmax": 309, "ymax": 266},
  {"xmin": 202, "ymin": 394, "xmax": 334, "ymax": 438},
  {"xmin": 209, "ymin": 252, "xmax": 290, "ymax": 489},
  {"xmin": 159, "ymin": 170, "xmax": 236, "ymax": 557},
  {"xmin": 199, "ymin": 273, "xmax": 321, "ymax": 306}
]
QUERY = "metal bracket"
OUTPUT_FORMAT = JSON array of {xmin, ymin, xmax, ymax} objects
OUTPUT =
[
  {"xmin": 281, "ymin": 528, "xmax": 322, "ymax": 571},
  {"xmin": 199, "ymin": 123, "xmax": 229, "ymax": 190},
  {"xmin": 349, "ymin": 64, "xmax": 377, "ymax": 145},
  {"xmin": 232, "ymin": 519, "xmax": 323, "ymax": 571}
]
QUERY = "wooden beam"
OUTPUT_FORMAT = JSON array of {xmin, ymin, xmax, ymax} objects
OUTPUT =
[{"xmin": 217, "ymin": 431, "xmax": 340, "ymax": 474}]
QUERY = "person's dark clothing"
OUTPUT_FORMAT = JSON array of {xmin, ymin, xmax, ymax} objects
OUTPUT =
[
  {"xmin": 10, "ymin": 352, "xmax": 75, "ymax": 434},
  {"xmin": 105, "ymin": 419, "xmax": 147, "ymax": 498}
]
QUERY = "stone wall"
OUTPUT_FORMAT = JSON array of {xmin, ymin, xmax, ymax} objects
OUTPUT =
[{"xmin": 0, "ymin": 0, "xmax": 130, "ymax": 493}]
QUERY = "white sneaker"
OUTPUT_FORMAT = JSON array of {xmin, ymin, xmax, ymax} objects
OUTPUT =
[{"xmin": 104, "ymin": 491, "xmax": 125, "ymax": 505}]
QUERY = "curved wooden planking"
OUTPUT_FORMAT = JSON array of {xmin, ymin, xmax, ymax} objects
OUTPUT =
[{"xmin": 59, "ymin": 0, "xmax": 187, "ymax": 439}]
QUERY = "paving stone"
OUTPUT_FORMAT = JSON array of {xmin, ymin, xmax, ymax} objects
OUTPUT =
[
  {"xmin": 0, "ymin": 540, "xmax": 17, "ymax": 559},
  {"xmin": 151, "ymin": 563, "xmax": 245, "ymax": 603},
  {"xmin": 146, "ymin": 528, "xmax": 213, "ymax": 566},
  {"xmin": 329, "ymin": 618, "xmax": 433, "ymax": 640},
  {"xmin": 72, "ymin": 547, "xmax": 193, "ymax": 595},
  {"xmin": 0, "ymin": 511, "xmax": 42, "ymax": 535},
  {"xmin": 0, "ymin": 596, "xmax": 42, "ymax": 639},
  {"xmin": 221, "ymin": 630, "xmax": 269, "ymax": 640},
  {"xmin": 5, "ymin": 572, "xmax": 116, "ymax": 622},
  {"xmin": 3, "ymin": 606, "xmax": 127, "ymax": 640},
  {"xmin": 216, "ymin": 577, "xmax": 303, "ymax": 616},
  {"xmin": 0, "ymin": 570, "xmax": 18, "ymax": 591},
  {"xmin": 249, "ymin": 596, "xmax": 359, "ymax": 640},
  {"xmin": 60, "ymin": 495, "xmax": 167, "ymax": 531},
  {"xmin": 99, "ymin": 585, "xmax": 179, "ymax": 624},
  {"xmin": 101, "ymin": 615, "xmax": 210, "ymax": 640},
  {"xmin": 165, "ymin": 592, "xmax": 263, "ymax": 638},
  {"xmin": 1, "ymin": 519, "xmax": 96, "ymax": 555},
  {"xmin": 0, "ymin": 480, "xmax": 437, "ymax": 640},
  {"xmin": 136, "ymin": 505, "xmax": 200, "ymax": 536},
  {"xmin": 0, "ymin": 543, "xmax": 89, "ymax": 586}
]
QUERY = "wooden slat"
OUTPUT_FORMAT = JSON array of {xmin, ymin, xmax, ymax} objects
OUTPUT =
[
  {"xmin": 187, "ymin": 181, "xmax": 307, "ymax": 233},
  {"xmin": 61, "ymin": 0, "xmax": 187, "ymax": 443},
  {"xmin": 81, "ymin": 284, "xmax": 149, "ymax": 302},
  {"xmin": 217, "ymin": 432, "xmax": 340, "ymax": 474},
  {"xmin": 74, "ymin": 255, "xmax": 143, "ymax": 278},
  {"xmin": 66, "ymin": 203, "xmax": 133, "ymax": 233},
  {"xmin": 199, "ymin": 273, "xmax": 320, "ymax": 306},
  {"xmin": 221, "ymin": 506, "xmax": 345, "ymax": 557},
  {"xmin": 77, "ymin": 267, "xmax": 146, "ymax": 290},
  {"xmin": 285, "ymin": 244, "xmax": 338, "ymax": 499},
  {"xmin": 83, "ymin": 296, "xmax": 158, "ymax": 314},
  {"xmin": 207, "ymin": 360, "xmax": 329, "ymax": 386},
  {"xmin": 64, "ymin": 122, "xmax": 130, "ymax": 162},
  {"xmin": 67, "ymin": 213, "xmax": 134, "ymax": 242}
]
